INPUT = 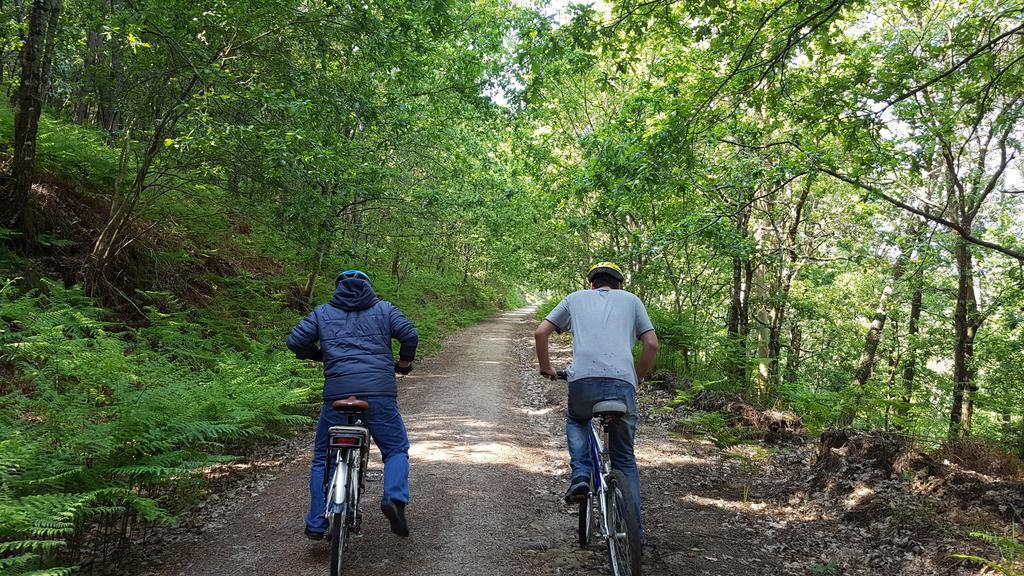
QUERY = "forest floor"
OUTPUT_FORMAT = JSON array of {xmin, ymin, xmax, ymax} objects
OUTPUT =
[{"xmin": 138, "ymin": 307, "xmax": 1015, "ymax": 576}]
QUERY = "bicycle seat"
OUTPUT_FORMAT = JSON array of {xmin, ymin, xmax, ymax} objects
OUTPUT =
[
  {"xmin": 593, "ymin": 400, "xmax": 628, "ymax": 418},
  {"xmin": 331, "ymin": 396, "xmax": 369, "ymax": 412}
]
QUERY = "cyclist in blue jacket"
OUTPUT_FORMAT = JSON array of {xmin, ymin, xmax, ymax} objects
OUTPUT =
[{"xmin": 287, "ymin": 269, "xmax": 419, "ymax": 539}]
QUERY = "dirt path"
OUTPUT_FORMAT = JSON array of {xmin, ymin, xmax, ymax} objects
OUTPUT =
[
  {"xmin": 146, "ymin": 306, "xmax": 986, "ymax": 576},
  {"xmin": 151, "ymin": 308, "xmax": 584, "ymax": 576}
]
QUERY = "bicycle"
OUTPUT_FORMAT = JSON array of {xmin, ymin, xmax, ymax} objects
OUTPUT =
[
  {"xmin": 322, "ymin": 395, "xmax": 371, "ymax": 576},
  {"xmin": 557, "ymin": 370, "xmax": 643, "ymax": 576}
]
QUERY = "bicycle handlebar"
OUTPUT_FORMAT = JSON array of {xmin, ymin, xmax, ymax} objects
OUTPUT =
[{"xmin": 555, "ymin": 370, "xmax": 568, "ymax": 380}]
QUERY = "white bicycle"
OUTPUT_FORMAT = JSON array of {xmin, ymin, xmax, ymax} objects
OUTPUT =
[{"xmin": 322, "ymin": 396, "xmax": 371, "ymax": 576}]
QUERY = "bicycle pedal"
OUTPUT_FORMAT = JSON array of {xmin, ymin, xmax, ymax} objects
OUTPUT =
[{"xmin": 365, "ymin": 470, "xmax": 383, "ymax": 482}]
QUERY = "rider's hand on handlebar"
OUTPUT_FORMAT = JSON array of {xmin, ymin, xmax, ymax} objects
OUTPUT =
[
  {"xmin": 395, "ymin": 360, "xmax": 413, "ymax": 375},
  {"xmin": 539, "ymin": 366, "xmax": 558, "ymax": 380},
  {"xmin": 296, "ymin": 346, "xmax": 323, "ymax": 362}
]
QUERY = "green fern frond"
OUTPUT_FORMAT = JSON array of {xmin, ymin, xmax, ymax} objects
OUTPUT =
[
  {"xmin": 16, "ymin": 566, "xmax": 77, "ymax": 576},
  {"xmin": 0, "ymin": 539, "xmax": 66, "ymax": 554},
  {"xmin": 0, "ymin": 553, "xmax": 40, "ymax": 570}
]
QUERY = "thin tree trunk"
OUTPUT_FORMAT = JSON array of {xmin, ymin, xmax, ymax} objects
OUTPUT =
[
  {"xmin": 949, "ymin": 237, "xmax": 980, "ymax": 439},
  {"xmin": 725, "ymin": 189, "xmax": 751, "ymax": 389},
  {"xmin": 0, "ymin": 0, "xmax": 4, "ymax": 89},
  {"xmin": 784, "ymin": 322, "xmax": 801, "ymax": 385},
  {"xmin": 767, "ymin": 174, "xmax": 812, "ymax": 394},
  {"xmin": 390, "ymin": 246, "xmax": 401, "ymax": 280},
  {"xmin": 898, "ymin": 280, "xmax": 923, "ymax": 421},
  {"xmin": 765, "ymin": 309, "xmax": 782, "ymax": 392},
  {"xmin": 301, "ymin": 244, "xmax": 327, "ymax": 304},
  {"xmin": 725, "ymin": 252, "xmax": 747, "ymax": 385},
  {"xmin": 883, "ymin": 317, "xmax": 900, "ymax": 431},
  {"xmin": 753, "ymin": 303, "xmax": 770, "ymax": 397},
  {"xmin": 97, "ymin": 13, "xmax": 122, "ymax": 134},
  {"xmin": 839, "ymin": 248, "xmax": 910, "ymax": 425},
  {"xmin": 2, "ymin": 0, "xmax": 58, "ymax": 230},
  {"xmin": 38, "ymin": 0, "xmax": 60, "ymax": 100},
  {"xmin": 74, "ymin": 30, "xmax": 102, "ymax": 123}
]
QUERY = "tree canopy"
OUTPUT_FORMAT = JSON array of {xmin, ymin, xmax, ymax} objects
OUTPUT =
[{"xmin": 1, "ymin": 0, "xmax": 1024, "ymax": 572}]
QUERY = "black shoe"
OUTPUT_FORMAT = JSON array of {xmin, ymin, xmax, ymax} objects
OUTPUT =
[
  {"xmin": 381, "ymin": 499, "xmax": 409, "ymax": 537},
  {"xmin": 564, "ymin": 476, "xmax": 591, "ymax": 502},
  {"xmin": 304, "ymin": 527, "xmax": 327, "ymax": 541}
]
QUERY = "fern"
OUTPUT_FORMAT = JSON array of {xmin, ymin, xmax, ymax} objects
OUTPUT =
[
  {"xmin": 0, "ymin": 276, "xmax": 316, "ymax": 574},
  {"xmin": 954, "ymin": 527, "xmax": 1024, "ymax": 576},
  {"xmin": 15, "ymin": 567, "xmax": 76, "ymax": 576}
]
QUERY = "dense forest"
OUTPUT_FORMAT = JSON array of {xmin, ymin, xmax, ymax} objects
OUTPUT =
[{"xmin": 1, "ymin": 0, "xmax": 1023, "ymax": 574}]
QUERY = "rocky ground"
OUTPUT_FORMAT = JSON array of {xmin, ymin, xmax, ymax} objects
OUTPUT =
[{"xmin": 126, "ymin": 307, "xmax": 1020, "ymax": 576}]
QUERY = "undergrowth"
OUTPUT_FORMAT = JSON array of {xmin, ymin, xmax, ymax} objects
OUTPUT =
[
  {"xmin": 955, "ymin": 526, "xmax": 1024, "ymax": 576},
  {"xmin": 0, "ymin": 276, "xmax": 317, "ymax": 573},
  {"xmin": 0, "ymin": 105, "xmax": 514, "ymax": 574}
]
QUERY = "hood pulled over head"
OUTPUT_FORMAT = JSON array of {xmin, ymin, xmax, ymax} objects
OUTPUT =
[{"xmin": 329, "ymin": 277, "xmax": 380, "ymax": 311}]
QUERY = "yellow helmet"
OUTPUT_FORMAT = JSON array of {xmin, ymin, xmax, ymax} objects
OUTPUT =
[{"xmin": 587, "ymin": 261, "xmax": 624, "ymax": 282}]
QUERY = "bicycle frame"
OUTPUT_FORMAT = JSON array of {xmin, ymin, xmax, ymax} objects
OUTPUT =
[
  {"xmin": 588, "ymin": 418, "xmax": 611, "ymax": 538},
  {"xmin": 324, "ymin": 419, "xmax": 370, "ymax": 532}
]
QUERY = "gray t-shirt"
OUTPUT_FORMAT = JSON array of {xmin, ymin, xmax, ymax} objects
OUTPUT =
[{"xmin": 545, "ymin": 287, "xmax": 655, "ymax": 388}]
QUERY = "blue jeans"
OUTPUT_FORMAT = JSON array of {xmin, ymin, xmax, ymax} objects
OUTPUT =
[
  {"xmin": 305, "ymin": 396, "xmax": 410, "ymax": 533},
  {"xmin": 566, "ymin": 378, "xmax": 641, "ymax": 529}
]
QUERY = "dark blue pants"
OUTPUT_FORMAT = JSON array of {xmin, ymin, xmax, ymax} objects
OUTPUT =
[
  {"xmin": 305, "ymin": 396, "xmax": 410, "ymax": 533},
  {"xmin": 566, "ymin": 378, "xmax": 641, "ymax": 529}
]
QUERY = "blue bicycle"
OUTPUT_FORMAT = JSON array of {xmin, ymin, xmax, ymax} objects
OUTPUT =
[{"xmin": 557, "ymin": 371, "xmax": 642, "ymax": 576}]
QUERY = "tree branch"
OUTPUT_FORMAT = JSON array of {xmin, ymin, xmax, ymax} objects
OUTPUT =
[
  {"xmin": 884, "ymin": 20, "xmax": 1024, "ymax": 110},
  {"xmin": 816, "ymin": 166, "xmax": 1024, "ymax": 261}
]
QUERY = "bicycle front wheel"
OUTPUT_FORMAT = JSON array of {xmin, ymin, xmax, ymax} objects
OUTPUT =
[{"xmin": 604, "ymin": 469, "xmax": 642, "ymax": 576}]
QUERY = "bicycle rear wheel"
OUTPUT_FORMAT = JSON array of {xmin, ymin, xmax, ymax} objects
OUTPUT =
[
  {"xmin": 329, "ymin": 453, "xmax": 354, "ymax": 576},
  {"xmin": 605, "ymin": 469, "xmax": 642, "ymax": 576},
  {"xmin": 577, "ymin": 495, "xmax": 593, "ymax": 547},
  {"xmin": 329, "ymin": 507, "xmax": 348, "ymax": 576}
]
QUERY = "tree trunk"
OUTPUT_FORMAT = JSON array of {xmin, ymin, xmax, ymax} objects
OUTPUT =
[
  {"xmin": 949, "ymin": 237, "xmax": 980, "ymax": 439},
  {"xmin": 462, "ymin": 243, "xmax": 472, "ymax": 286},
  {"xmin": 87, "ymin": 129, "xmax": 148, "ymax": 289},
  {"xmin": 851, "ymin": 286, "xmax": 895, "ymax": 386},
  {"xmin": 784, "ymin": 322, "xmax": 801, "ymax": 385},
  {"xmin": 74, "ymin": 30, "xmax": 102, "ymax": 123},
  {"xmin": 300, "ymin": 244, "xmax": 326, "ymax": 304},
  {"xmin": 2, "ymin": 0, "xmax": 60, "ymax": 230},
  {"xmin": 725, "ymin": 256, "xmax": 753, "ymax": 388},
  {"xmin": 754, "ymin": 300, "xmax": 771, "ymax": 399},
  {"xmin": 38, "ymin": 0, "xmax": 60, "ymax": 99},
  {"xmin": 768, "ymin": 175, "xmax": 812, "ymax": 394},
  {"xmin": 898, "ymin": 281, "xmax": 923, "ymax": 421},
  {"xmin": 839, "ymin": 248, "xmax": 909, "ymax": 425},
  {"xmin": 0, "ymin": 0, "xmax": 4, "ymax": 89},
  {"xmin": 766, "ymin": 305, "xmax": 784, "ymax": 391},
  {"xmin": 96, "ymin": 20, "xmax": 122, "ymax": 133},
  {"xmin": 390, "ymin": 246, "xmax": 401, "ymax": 280},
  {"xmin": 725, "ymin": 190, "xmax": 751, "ymax": 389},
  {"xmin": 883, "ymin": 317, "xmax": 901, "ymax": 431}
]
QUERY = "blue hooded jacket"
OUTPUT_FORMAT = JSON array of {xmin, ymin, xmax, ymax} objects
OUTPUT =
[{"xmin": 286, "ymin": 278, "xmax": 419, "ymax": 400}]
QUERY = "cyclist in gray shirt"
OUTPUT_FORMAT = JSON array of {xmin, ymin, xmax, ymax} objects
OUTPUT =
[{"xmin": 534, "ymin": 262, "xmax": 659, "ymax": 531}]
